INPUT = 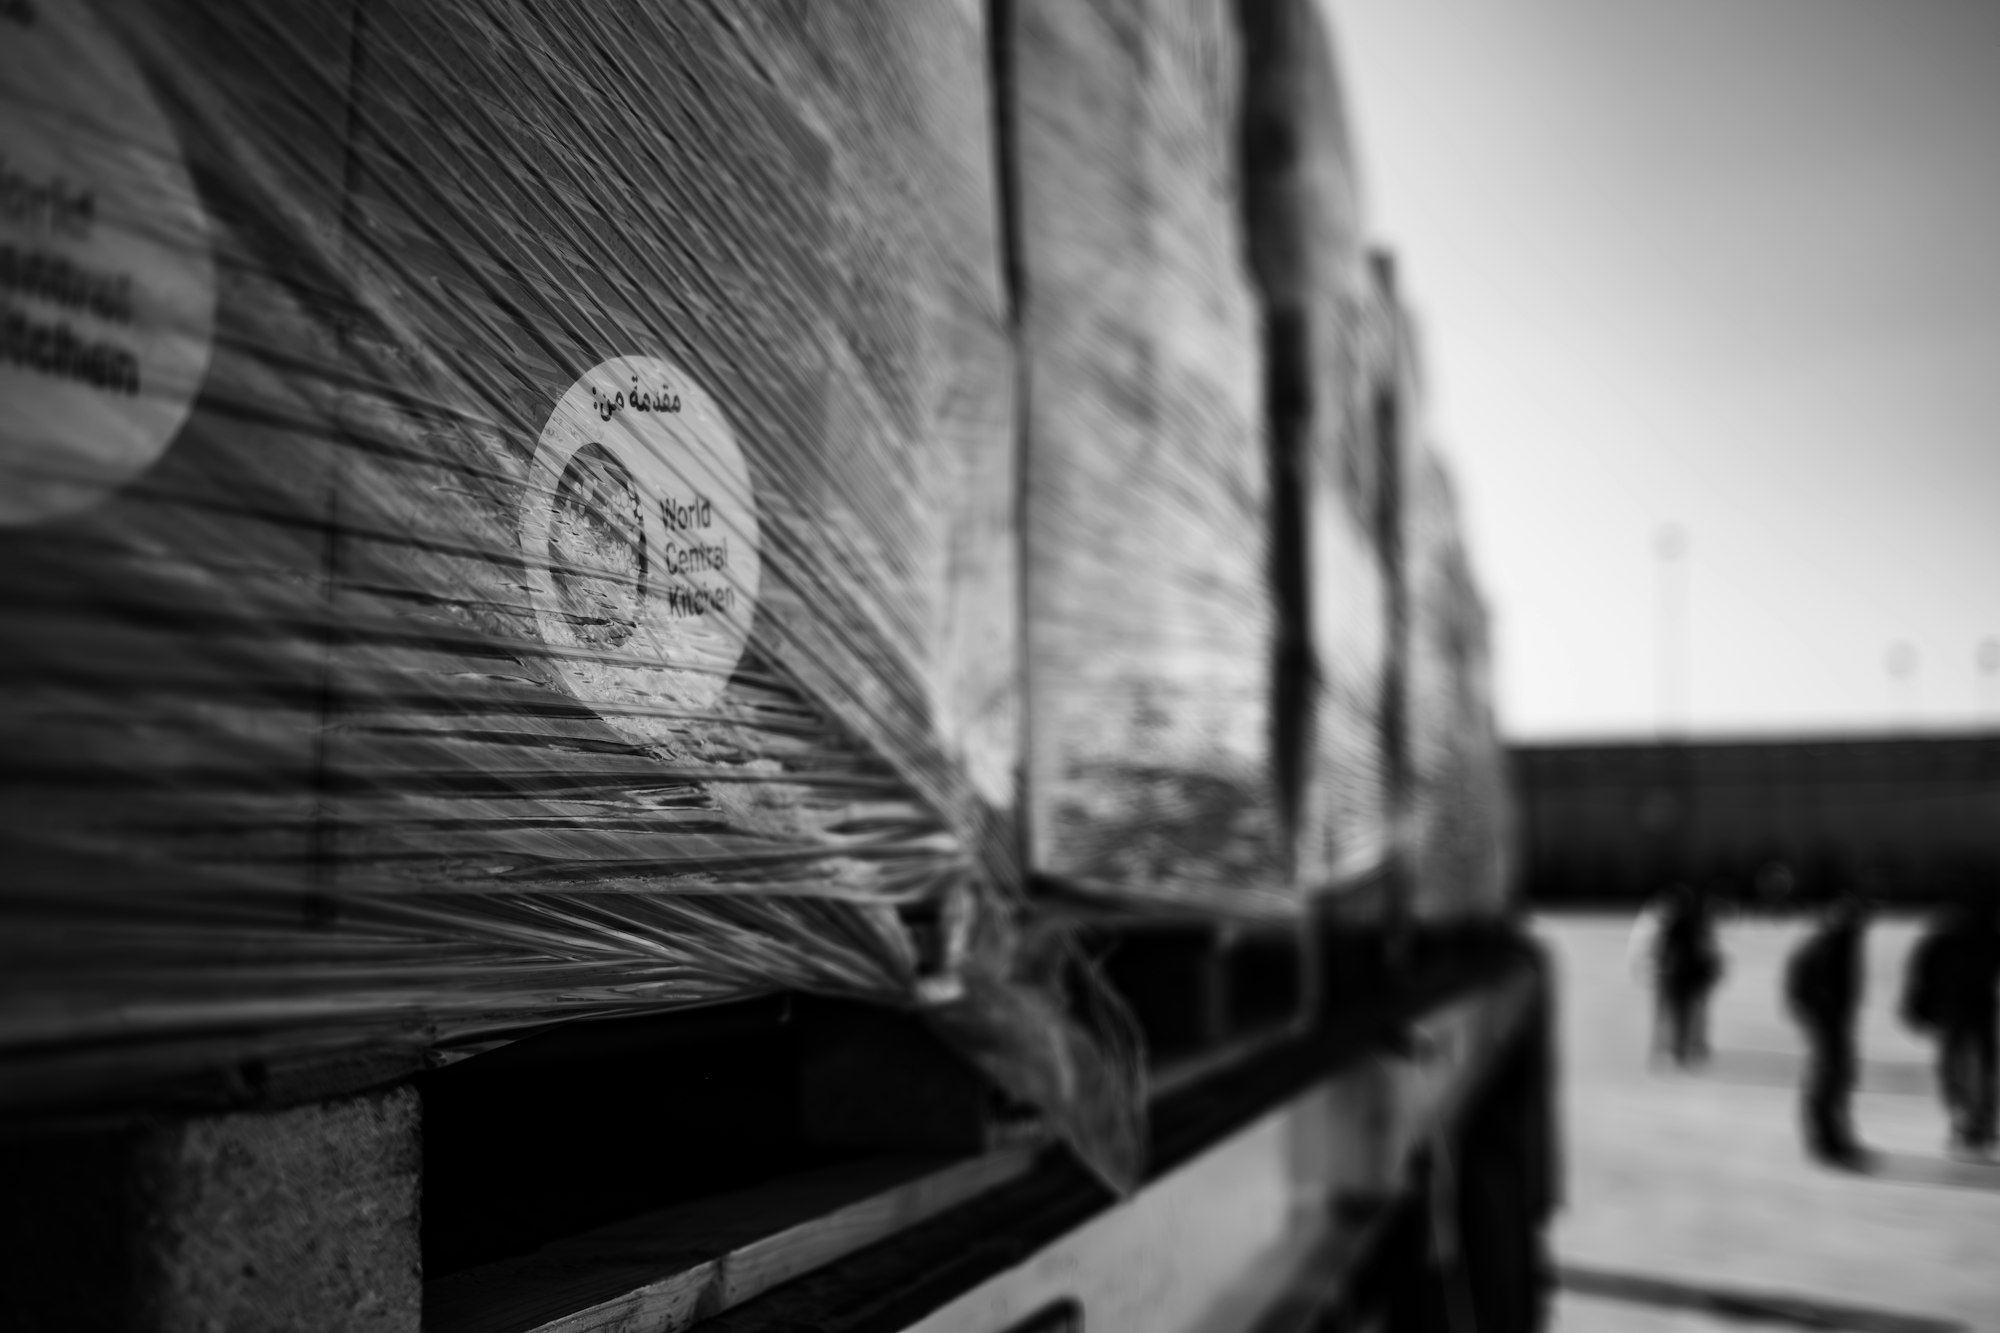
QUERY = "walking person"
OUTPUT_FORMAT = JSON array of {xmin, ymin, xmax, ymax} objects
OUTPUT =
[
  {"xmin": 1902, "ymin": 896, "xmax": 2000, "ymax": 1159},
  {"xmin": 1636, "ymin": 883, "xmax": 1725, "ymax": 1067},
  {"xmin": 1784, "ymin": 894, "xmax": 1872, "ymax": 1169}
]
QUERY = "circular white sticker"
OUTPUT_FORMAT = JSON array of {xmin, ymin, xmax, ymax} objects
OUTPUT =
[
  {"xmin": 522, "ymin": 356, "xmax": 762, "ymax": 736},
  {"xmin": 0, "ymin": 0, "xmax": 216, "ymax": 526}
]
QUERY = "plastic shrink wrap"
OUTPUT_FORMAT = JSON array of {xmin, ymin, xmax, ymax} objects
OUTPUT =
[
  {"xmin": 1004, "ymin": 0, "xmax": 1496, "ymax": 921},
  {"xmin": 1374, "ymin": 276, "xmax": 1510, "ymax": 920},
  {"xmin": 1404, "ymin": 443, "xmax": 1512, "ymax": 919},
  {"xmin": 1237, "ymin": 0, "xmax": 1394, "ymax": 899},
  {"xmin": 1316, "ymin": 250, "xmax": 1517, "ymax": 925},
  {"xmin": 0, "ymin": 0, "xmax": 1137, "ymax": 1186},
  {"xmin": 1007, "ymin": 0, "xmax": 1290, "ymax": 917}
]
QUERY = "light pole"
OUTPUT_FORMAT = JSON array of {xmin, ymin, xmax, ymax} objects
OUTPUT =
[
  {"xmin": 1979, "ymin": 638, "xmax": 2000, "ymax": 719},
  {"xmin": 1886, "ymin": 641, "xmax": 1918, "ymax": 729},
  {"xmin": 1655, "ymin": 524, "xmax": 1688, "ymax": 738}
]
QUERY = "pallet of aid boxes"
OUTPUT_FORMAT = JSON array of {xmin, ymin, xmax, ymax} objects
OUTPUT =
[
  {"xmin": 1001, "ymin": 0, "xmax": 1392, "ymax": 1059},
  {"xmin": 2, "ymin": 0, "xmax": 1138, "ymax": 1185},
  {"xmin": 1236, "ymin": 0, "xmax": 1399, "ymax": 907},
  {"xmin": 0, "ymin": 5, "xmax": 428, "ymax": 1329},
  {"xmin": 1403, "ymin": 440, "xmax": 1513, "ymax": 922},
  {"xmin": 2, "ymin": 6, "xmax": 1151, "ymax": 1329},
  {"xmin": 0, "ymin": 0, "xmax": 358, "ymax": 894},
  {"xmin": 1357, "ymin": 251, "xmax": 1512, "ymax": 926},
  {"xmin": 319, "ymin": 0, "xmax": 1150, "ymax": 1173},
  {"xmin": 1008, "ymin": 0, "xmax": 1286, "ymax": 918},
  {"xmin": 327, "ymin": 0, "xmax": 1020, "ymax": 899}
]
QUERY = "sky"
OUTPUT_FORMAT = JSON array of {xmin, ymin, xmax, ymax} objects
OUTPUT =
[{"xmin": 1319, "ymin": 0, "xmax": 2000, "ymax": 741}]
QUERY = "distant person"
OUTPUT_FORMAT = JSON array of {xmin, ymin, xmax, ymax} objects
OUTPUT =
[
  {"xmin": 1784, "ymin": 895, "xmax": 1872, "ymax": 1169},
  {"xmin": 1626, "ymin": 890, "xmax": 1664, "ymax": 979},
  {"xmin": 1634, "ymin": 883, "xmax": 1725, "ymax": 1066},
  {"xmin": 1902, "ymin": 897, "xmax": 2000, "ymax": 1158}
]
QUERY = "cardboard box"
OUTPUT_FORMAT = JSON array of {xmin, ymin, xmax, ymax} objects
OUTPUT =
[
  {"xmin": 1010, "ymin": 0, "xmax": 1286, "ymax": 913},
  {"xmin": 0, "ymin": 0, "xmax": 1061, "ymax": 1130}
]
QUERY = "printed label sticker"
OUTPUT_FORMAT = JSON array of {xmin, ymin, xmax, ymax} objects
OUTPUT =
[
  {"xmin": 0, "ymin": 0, "xmax": 216, "ymax": 525},
  {"xmin": 522, "ymin": 356, "xmax": 761, "ymax": 732}
]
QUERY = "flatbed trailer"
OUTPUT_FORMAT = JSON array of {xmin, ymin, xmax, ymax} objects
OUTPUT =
[
  {"xmin": 716, "ymin": 929, "xmax": 1557, "ymax": 1333},
  {"xmin": 400, "ymin": 915, "xmax": 1556, "ymax": 1333},
  {"xmin": 0, "ymin": 907, "xmax": 1555, "ymax": 1332}
]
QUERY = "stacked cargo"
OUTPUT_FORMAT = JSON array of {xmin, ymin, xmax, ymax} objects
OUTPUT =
[
  {"xmin": 1008, "ymin": 0, "xmax": 1286, "ymax": 915},
  {"xmin": 1405, "ymin": 445, "xmax": 1513, "ymax": 920},
  {"xmin": 1005, "ymin": 0, "xmax": 1492, "ymax": 927},
  {"xmin": 0, "ymin": 0, "xmax": 351, "ymax": 880},
  {"xmin": 1348, "ymin": 257, "xmax": 1515, "ymax": 925},
  {"xmin": 1237, "ymin": 0, "xmax": 1396, "ymax": 899},
  {"xmin": 0, "ymin": 0, "xmax": 1133, "ymax": 1179},
  {"xmin": 2, "ymin": 0, "xmax": 1513, "ymax": 1267}
]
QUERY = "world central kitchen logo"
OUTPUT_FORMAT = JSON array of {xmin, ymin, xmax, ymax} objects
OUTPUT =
[
  {"xmin": 544, "ymin": 445, "xmax": 736, "ymax": 645},
  {"xmin": 656, "ymin": 490, "xmax": 735, "ymax": 617},
  {"xmin": 527, "ymin": 355, "xmax": 761, "ymax": 721}
]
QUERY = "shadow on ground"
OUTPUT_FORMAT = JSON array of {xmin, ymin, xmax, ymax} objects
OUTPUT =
[
  {"xmin": 1685, "ymin": 1046, "xmax": 1936, "ymax": 1097},
  {"xmin": 1860, "ymin": 1151, "xmax": 2000, "ymax": 1193},
  {"xmin": 1557, "ymin": 1264, "xmax": 1969, "ymax": 1333}
]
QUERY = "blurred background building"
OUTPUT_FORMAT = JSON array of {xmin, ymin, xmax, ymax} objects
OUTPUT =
[{"xmin": 1512, "ymin": 732, "xmax": 2000, "ymax": 907}]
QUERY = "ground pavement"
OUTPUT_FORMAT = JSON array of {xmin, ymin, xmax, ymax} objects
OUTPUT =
[{"xmin": 1534, "ymin": 913, "xmax": 2000, "ymax": 1332}]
